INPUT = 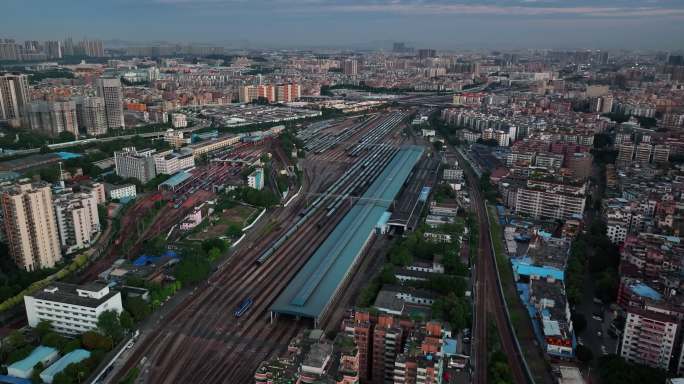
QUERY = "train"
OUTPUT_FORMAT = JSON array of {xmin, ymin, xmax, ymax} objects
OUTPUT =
[
  {"xmin": 254, "ymin": 142, "xmax": 398, "ymax": 265},
  {"xmin": 234, "ymin": 297, "xmax": 253, "ymax": 317}
]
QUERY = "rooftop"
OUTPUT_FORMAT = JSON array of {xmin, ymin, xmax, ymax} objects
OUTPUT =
[
  {"xmin": 8, "ymin": 346, "xmax": 58, "ymax": 373},
  {"xmin": 31, "ymin": 282, "xmax": 119, "ymax": 308},
  {"xmin": 40, "ymin": 349, "xmax": 91, "ymax": 382}
]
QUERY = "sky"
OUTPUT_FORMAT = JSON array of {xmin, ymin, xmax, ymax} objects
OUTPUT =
[{"xmin": 2, "ymin": 0, "xmax": 684, "ymax": 50}]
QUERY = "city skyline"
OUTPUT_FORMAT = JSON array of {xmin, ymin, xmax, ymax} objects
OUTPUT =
[{"xmin": 3, "ymin": 0, "xmax": 684, "ymax": 50}]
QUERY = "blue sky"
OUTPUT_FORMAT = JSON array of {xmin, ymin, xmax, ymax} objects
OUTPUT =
[{"xmin": 2, "ymin": 0, "xmax": 684, "ymax": 49}]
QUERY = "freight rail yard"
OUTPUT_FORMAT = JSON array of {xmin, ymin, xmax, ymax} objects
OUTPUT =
[{"xmin": 107, "ymin": 109, "xmax": 438, "ymax": 383}]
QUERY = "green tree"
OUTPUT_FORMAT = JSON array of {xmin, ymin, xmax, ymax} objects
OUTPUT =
[
  {"xmin": 389, "ymin": 247, "xmax": 413, "ymax": 267},
  {"xmin": 379, "ymin": 265, "xmax": 398, "ymax": 285},
  {"xmin": 225, "ymin": 224, "xmax": 243, "ymax": 239},
  {"xmin": 124, "ymin": 296, "xmax": 151, "ymax": 322},
  {"xmin": 81, "ymin": 331, "xmax": 113, "ymax": 351},
  {"xmin": 120, "ymin": 311, "xmax": 135, "ymax": 331},
  {"xmin": 42, "ymin": 332, "xmax": 69, "ymax": 351},
  {"xmin": 35, "ymin": 320, "xmax": 53, "ymax": 340},
  {"xmin": 207, "ymin": 247, "xmax": 221, "ymax": 262},
  {"xmin": 97, "ymin": 310, "xmax": 124, "ymax": 342},
  {"xmin": 31, "ymin": 362, "xmax": 44, "ymax": 383},
  {"xmin": 174, "ymin": 252, "xmax": 211, "ymax": 285}
]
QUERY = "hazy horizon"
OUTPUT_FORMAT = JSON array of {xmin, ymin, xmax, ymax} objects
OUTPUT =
[{"xmin": 3, "ymin": 0, "xmax": 684, "ymax": 50}]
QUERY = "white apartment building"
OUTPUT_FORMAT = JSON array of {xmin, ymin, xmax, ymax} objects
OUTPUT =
[
  {"xmin": 25, "ymin": 282, "xmax": 123, "ymax": 335},
  {"xmin": 106, "ymin": 184, "xmax": 137, "ymax": 200},
  {"xmin": 171, "ymin": 113, "xmax": 188, "ymax": 128},
  {"xmin": 248, "ymin": 168, "xmax": 264, "ymax": 190},
  {"xmin": 154, "ymin": 150, "xmax": 195, "ymax": 175},
  {"xmin": 114, "ymin": 147, "xmax": 157, "ymax": 183},
  {"xmin": 54, "ymin": 192, "xmax": 100, "ymax": 255}
]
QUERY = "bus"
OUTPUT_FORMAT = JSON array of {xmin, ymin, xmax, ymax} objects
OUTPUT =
[{"xmin": 234, "ymin": 297, "xmax": 253, "ymax": 318}]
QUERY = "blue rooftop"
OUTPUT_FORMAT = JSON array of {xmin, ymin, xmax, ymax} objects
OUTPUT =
[
  {"xmin": 0, "ymin": 375, "xmax": 31, "ymax": 384},
  {"xmin": 8, "ymin": 346, "xmax": 58, "ymax": 375},
  {"xmin": 512, "ymin": 258, "xmax": 564, "ymax": 281},
  {"xmin": 442, "ymin": 338, "xmax": 457, "ymax": 356},
  {"xmin": 40, "ymin": 349, "xmax": 90, "ymax": 384},
  {"xmin": 159, "ymin": 170, "xmax": 192, "ymax": 189},
  {"xmin": 56, "ymin": 152, "xmax": 82, "ymax": 160},
  {"xmin": 630, "ymin": 283, "xmax": 662, "ymax": 301},
  {"xmin": 271, "ymin": 146, "xmax": 424, "ymax": 321},
  {"xmin": 133, "ymin": 250, "xmax": 179, "ymax": 266}
]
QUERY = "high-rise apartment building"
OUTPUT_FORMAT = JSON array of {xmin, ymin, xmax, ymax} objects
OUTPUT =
[
  {"xmin": 114, "ymin": 147, "xmax": 157, "ymax": 183},
  {"xmin": 80, "ymin": 40, "xmax": 104, "ymax": 57},
  {"xmin": 343, "ymin": 59, "xmax": 358, "ymax": 76},
  {"xmin": 512, "ymin": 179, "xmax": 587, "ymax": 221},
  {"xmin": 1, "ymin": 181, "xmax": 62, "ymax": 271},
  {"xmin": 0, "ymin": 73, "xmax": 30, "ymax": 127},
  {"xmin": 393, "ymin": 321, "xmax": 445, "ymax": 384},
  {"xmin": 44, "ymin": 41, "xmax": 62, "ymax": 59},
  {"xmin": 75, "ymin": 96, "xmax": 107, "ymax": 136},
  {"xmin": 53, "ymin": 192, "xmax": 100, "ymax": 255},
  {"xmin": 96, "ymin": 77, "xmax": 125, "ymax": 130},
  {"xmin": 24, "ymin": 100, "xmax": 79, "ymax": 138},
  {"xmin": 275, "ymin": 83, "xmax": 301, "ymax": 103},
  {"xmin": 418, "ymin": 49, "xmax": 437, "ymax": 59},
  {"xmin": 0, "ymin": 39, "xmax": 19, "ymax": 61},
  {"xmin": 238, "ymin": 84, "xmax": 276, "ymax": 103}
]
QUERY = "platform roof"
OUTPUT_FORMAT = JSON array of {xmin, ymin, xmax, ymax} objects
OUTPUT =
[
  {"xmin": 159, "ymin": 170, "xmax": 192, "ymax": 189},
  {"xmin": 271, "ymin": 146, "xmax": 424, "ymax": 321}
]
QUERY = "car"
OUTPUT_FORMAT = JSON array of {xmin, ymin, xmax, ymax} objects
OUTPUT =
[
  {"xmin": 593, "ymin": 297, "xmax": 603, "ymax": 305},
  {"xmin": 601, "ymin": 345, "xmax": 608, "ymax": 355}
]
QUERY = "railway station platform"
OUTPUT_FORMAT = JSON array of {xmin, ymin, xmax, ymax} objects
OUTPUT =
[{"xmin": 270, "ymin": 145, "xmax": 424, "ymax": 326}]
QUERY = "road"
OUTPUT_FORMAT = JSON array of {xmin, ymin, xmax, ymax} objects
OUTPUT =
[{"xmin": 1, "ymin": 119, "xmax": 211, "ymax": 157}]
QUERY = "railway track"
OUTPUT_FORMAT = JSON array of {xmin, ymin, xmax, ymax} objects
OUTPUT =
[{"xmin": 461, "ymin": 150, "xmax": 530, "ymax": 384}]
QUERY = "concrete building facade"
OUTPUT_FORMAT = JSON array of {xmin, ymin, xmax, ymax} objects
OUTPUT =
[
  {"xmin": 25, "ymin": 100, "xmax": 79, "ymax": 138},
  {"xmin": 96, "ymin": 77, "xmax": 125, "ymax": 130},
  {"xmin": 75, "ymin": 96, "xmax": 107, "ymax": 136},
  {"xmin": 0, "ymin": 73, "xmax": 30, "ymax": 127}
]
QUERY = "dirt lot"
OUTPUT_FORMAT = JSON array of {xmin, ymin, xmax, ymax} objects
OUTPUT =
[{"xmin": 187, "ymin": 204, "xmax": 258, "ymax": 241}]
